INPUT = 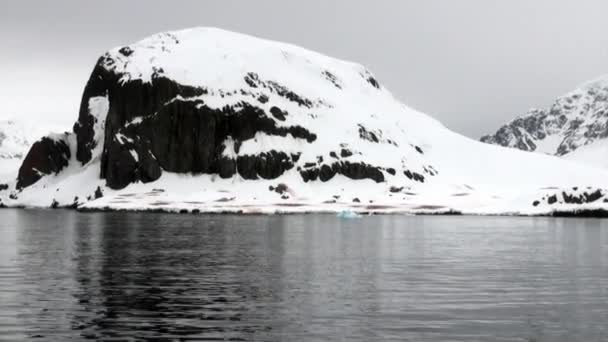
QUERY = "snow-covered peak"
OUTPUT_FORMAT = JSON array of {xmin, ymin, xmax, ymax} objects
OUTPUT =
[
  {"xmin": 103, "ymin": 28, "xmax": 378, "ymax": 98},
  {"xmin": 481, "ymin": 75, "xmax": 608, "ymax": 156}
]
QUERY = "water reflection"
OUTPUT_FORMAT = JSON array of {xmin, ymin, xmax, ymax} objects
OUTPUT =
[{"xmin": 0, "ymin": 210, "xmax": 607, "ymax": 341}]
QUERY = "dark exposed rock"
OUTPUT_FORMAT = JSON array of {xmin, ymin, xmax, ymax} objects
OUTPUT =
[
  {"xmin": 300, "ymin": 161, "xmax": 385, "ymax": 183},
  {"xmin": 0, "ymin": 184, "xmax": 8, "ymax": 191},
  {"xmin": 269, "ymin": 183, "xmax": 288, "ymax": 195},
  {"xmin": 70, "ymin": 197, "xmax": 80, "ymax": 209},
  {"xmin": 561, "ymin": 189, "xmax": 604, "ymax": 204},
  {"xmin": 244, "ymin": 72, "xmax": 260, "ymax": 88},
  {"xmin": 217, "ymin": 156, "xmax": 237, "ymax": 178},
  {"xmin": 584, "ymin": 189, "xmax": 604, "ymax": 202},
  {"xmin": 319, "ymin": 164, "xmax": 334, "ymax": 182},
  {"xmin": 424, "ymin": 166, "xmax": 438, "ymax": 176},
  {"xmin": 352, "ymin": 198, "xmax": 361, "ymax": 203},
  {"xmin": 74, "ymin": 60, "xmax": 209, "ymax": 165},
  {"xmin": 94, "ymin": 186, "xmax": 104, "ymax": 199},
  {"xmin": 358, "ymin": 124, "xmax": 379, "ymax": 143},
  {"xmin": 322, "ymin": 71, "xmax": 342, "ymax": 89},
  {"xmin": 92, "ymin": 78, "xmax": 316, "ymax": 188},
  {"xmin": 390, "ymin": 186, "xmax": 404, "ymax": 193},
  {"xmin": 532, "ymin": 200, "xmax": 540, "ymax": 207},
  {"xmin": 102, "ymin": 132, "xmax": 162, "ymax": 189},
  {"xmin": 403, "ymin": 170, "xmax": 425, "ymax": 183},
  {"xmin": 547, "ymin": 195, "xmax": 558, "ymax": 205},
  {"xmin": 267, "ymin": 80, "xmax": 314, "ymax": 108},
  {"xmin": 340, "ymin": 149, "xmax": 353, "ymax": 158},
  {"xmin": 385, "ymin": 168, "xmax": 396, "ymax": 176},
  {"xmin": 366, "ymin": 76, "xmax": 380, "ymax": 89},
  {"xmin": 412, "ymin": 173, "xmax": 425, "ymax": 182},
  {"xmin": 257, "ymin": 94, "xmax": 269, "ymax": 104},
  {"xmin": 236, "ymin": 151, "xmax": 297, "ymax": 180},
  {"xmin": 535, "ymin": 189, "xmax": 606, "ymax": 207},
  {"xmin": 244, "ymin": 72, "xmax": 315, "ymax": 108},
  {"xmin": 51, "ymin": 199, "xmax": 59, "ymax": 209},
  {"xmin": 329, "ymin": 152, "xmax": 339, "ymax": 159},
  {"xmin": 269, "ymin": 106, "xmax": 288, "ymax": 121},
  {"xmin": 361, "ymin": 70, "xmax": 381, "ymax": 89},
  {"xmin": 118, "ymin": 46, "xmax": 134, "ymax": 57},
  {"xmin": 17, "ymin": 136, "xmax": 71, "ymax": 189}
]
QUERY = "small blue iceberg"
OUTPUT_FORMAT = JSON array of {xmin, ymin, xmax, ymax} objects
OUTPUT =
[{"xmin": 337, "ymin": 210, "xmax": 362, "ymax": 219}]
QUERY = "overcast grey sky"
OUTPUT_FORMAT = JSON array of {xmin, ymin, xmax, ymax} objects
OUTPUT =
[{"xmin": 1, "ymin": 0, "xmax": 608, "ymax": 138}]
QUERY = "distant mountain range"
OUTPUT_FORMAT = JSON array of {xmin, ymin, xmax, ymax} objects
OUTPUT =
[{"xmin": 481, "ymin": 76, "xmax": 608, "ymax": 168}]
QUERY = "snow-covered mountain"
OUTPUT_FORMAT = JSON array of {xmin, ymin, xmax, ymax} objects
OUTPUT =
[
  {"xmin": 0, "ymin": 120, "xmax": 68, "ymax": 182},
  {"xmin": 3, "ymin": 27, "xmax": 608, "ymax": 215},
  {"xmin": 481, "ymin": 76, "xmax": 608, "ymax": 157}
]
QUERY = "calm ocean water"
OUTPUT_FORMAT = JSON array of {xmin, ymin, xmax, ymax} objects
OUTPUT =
[{"xmin": 0, "ymin": 209, "xmax": 607, "ymax": 341}]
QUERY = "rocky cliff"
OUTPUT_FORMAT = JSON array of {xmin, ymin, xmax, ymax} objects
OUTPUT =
[
  {"xmin": 16, "ymin": 28, "xmax": 434, "ymax": 192},
  {"xmin": 481, "ymin": 76, "xmax": 608, "ymax": 156}
]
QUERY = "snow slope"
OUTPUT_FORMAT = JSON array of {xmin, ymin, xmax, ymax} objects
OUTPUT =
[
  {"xmin": 563, "ymin": 139, "xmax": 608, "ymax": 169},
  {"xmin": 3, "ymin": 28, "xmax": 608, "ymax": 215}
]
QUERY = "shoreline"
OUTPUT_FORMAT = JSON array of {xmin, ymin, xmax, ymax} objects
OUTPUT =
[{"xmin": 4, "ymin": 204, "xmax": 608, "ymax": 218}]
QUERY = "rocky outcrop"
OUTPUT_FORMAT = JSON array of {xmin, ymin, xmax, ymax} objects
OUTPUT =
[
  {"xmin": 17, "ymin": 135, "xmax": 71, "ymax": 189},
  {"xmin": 15, "ymin": 27, "xmax": 437, "ymax": 192},
  {"xmin": 532, "ymin": 187, "xmax": 608, "ymax": 207},
  {"xmin": 95, "ymin": 78, "xmax": 317, "ymax": 188},
  {"xmin": 299, "ymin": 161, "xmax": 385, "ymax": 183},
  {"xmin": 481, "ymin": 77, "xmax": 608, "ymax": 156}
]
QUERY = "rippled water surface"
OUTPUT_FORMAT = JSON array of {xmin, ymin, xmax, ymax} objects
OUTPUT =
[{"xmin": 1, "ymin": 209, "xmax": 608, "ymax": 341}]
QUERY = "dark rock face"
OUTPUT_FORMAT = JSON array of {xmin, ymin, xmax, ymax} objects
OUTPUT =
[
  {"xmin": 73, "ymin": 60, "xmax": 115, "ymax": 165},
  {"xmin": 269, "ymin": 183, "xmax": 289, "ymax": 195},
  {"xmin": 94, "ymin": 186, "xmax": 104, "ymax": 199},
  {"xmin": 299, "ymin": 161, "xmax": 385, "ymax": 183},
  {"xmin": 322, "ymin": 71, "xmax": 342, "ymax": 89},
  {"xmin": 74, "ymin": 60, "xmax": 210, "ymax": 166},
  {"xmin": 358, "ymin": 124, "xmax": 380, "ymax": 143},
  {"xmin": 533, "ymin": 188, "xmax": 607, "ymax": 206},
  {"xmin": 85, "ymin": 67, "xmax": 317, "ymax": 189},
  {"xmin": 17, "ymin": 136, "xmax": 71, "ymax": 189},
  {"xmin": 269, "ymin": 106, "xmax": 288, "ymax": 121},
  {"xmin": 403, "ymin": 170, "xmax": 425, "ymax": 183},
  {"xmin": 0, "ymin": 184, "xmax": 8, "ymax": 191},
  {"xmin": 102, "ymin": 133, "xmax": 162, "ymax": 190},
  {"xmin": 236, "ymin": 152, "xmax": 299, "ymax": 180},
  {"xmin": 244, "ymin": 72, "xmax": 314, "ymax": 108}
]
